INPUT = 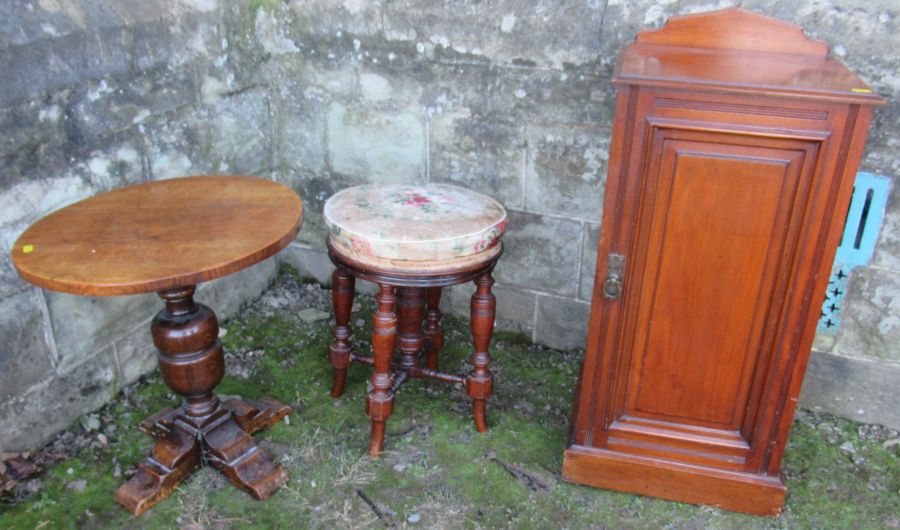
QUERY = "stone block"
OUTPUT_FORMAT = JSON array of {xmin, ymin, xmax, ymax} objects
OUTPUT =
[
  {"xmin": 111, "ymin": 318, "xmax": 157, "ymax": 385},
  {"xmin": 280, "ymin": 244, "xmax": 334, "ymax": 286},
  {"xmin": 274, "ymin": 171, "xmax": 363, "ymax": 247},
  {"xmin": 280, "ymin": 59, "xmax": 360, "ymax": 102},
  {"xmin": 595, "ymin": 0, "xmax": 683, "ymax": 68},
  {"xmin": 430, "ymin": 111, "xmax": 526, "ymax": 209},
  {"xmin": 142, "ymin": 110, "xmax": 216, "ymax": 180},
  {"xmin": 871, "ymin": 177, "xmax": 900, "ymax": 271},
  {"xmin": 75, "ymin": 135, "xmax": 147, "ymax": 193},
  {"xmin": 500, "ymin": 65, "xmax": 614, "ymax": 123},
  {"xmin": 0, "ymin": 349, "xmax": 118, "ymax": 452},
  {"xmin": 0, "ymin": 26, "xmax": 131, "ymax": 107},
  {"xmin": 534, "ymin": 294, "xmax": 591, "ymax": 351},
  {"xmin": 272, "ymin": 78, "xmax": 328, "ymax": 176},
  {"xmin": 132, "ymin": 11, "xmax": 224, "ymax": 73},
  {"xmin": 740, "ymin": 0, "xmax": 899, "ymax": 85},
  {"xmin": 1, "ymin": 138, "xmax": 144, "ymax": 218},
  {"xmin": 197, "ymin": 259, "xmax": 278, "ymax": 321},
  {"xmin": 525, "ymin": 125, "xmax": 607, "ymax": 221},
  {"xmin": 287, "ymin": 0, "xmax": 384, "ymax": 38},
  {"xmin": 0, "ymin": 94, "xmax": 68, "ymax": 158},
  {"xmin": 0, "ymin": 0, "xmax": 195, "ymax": 51},
  {"xmin": 0, "ymin": 241, "xmax": 28, "ymax": 299},
  {"xmin": 418, "ymin": 63, "xmax": 495, "ymax": 117},
  {"xmin": 0, "ymin": 289, "xmax": 54, "ymax": 402},
  {"xmin": 382, "ymin": 0, "xmax": 606, "ymax": 68},
  {"xmin": 800, "ymin": 350, "xmax": 900, "ymax": 431},
  {"xmin": 207, "ymin": 89, "xmax": 273, "ymax": 175},
  {"xmin": 0, "ymin": 2, "xmax": 86, "ymax": 49},
  {"xmin": 833, "ymin": 267, "xmax": 900, "ymax": 362},
  {"xmin": 862, "ymin": 103, "xmax": 900, "ymax": 175},
  {"xmin": 443, "ymin": 282, "xmax": 536, "ymax": 337},
  {"xmin": 45, "ymin": 290, "xmax": 159, "ymax": 370},
  {"xmin": 0, "ymin": 143, "xmax": 98, "ymax": 206},
  {"xmin": 327, "ymin": 102, "xmax": 426, "ymax": 183},
  {"xmin": 66, "ymin": 71, "xmax": 194, "ymax": 151},
  {"xmin": 493, "ymin": 210, "xmax": 581, "ymax": 297},
  {"xmin": 580, "ymin": 223, "xmax": 601, "ymax": 301},
  {"xmin": 254, "ymin": 7, "xmax": 302, "ymax": 58}
]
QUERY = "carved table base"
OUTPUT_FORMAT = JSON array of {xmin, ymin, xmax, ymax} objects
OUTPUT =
[{"xmin": 115, "ymin": 286, "xmax": 290, "ymax": 516}]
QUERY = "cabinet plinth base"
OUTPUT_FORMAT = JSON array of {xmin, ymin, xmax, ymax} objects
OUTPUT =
[{"xmin": 562, "ymin": 445, "xmax": 786, "ymax": 516}]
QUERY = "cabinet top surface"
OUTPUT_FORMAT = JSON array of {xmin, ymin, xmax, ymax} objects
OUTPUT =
[
  {"xmin": 11, "ymin": 175, "xmax": 304, "ymax": 296},
  {"xmin": 614, "ymin": 8, "xmax": 885, "ymax": 105}
]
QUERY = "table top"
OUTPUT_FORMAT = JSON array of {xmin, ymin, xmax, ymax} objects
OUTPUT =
[{"xmin": 11, "ymin": 175, "xmax": 303, "ymax": 296}]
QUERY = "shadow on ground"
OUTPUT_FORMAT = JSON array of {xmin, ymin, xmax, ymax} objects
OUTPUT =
[{"xmin": 2, "ymin": 265, "xmax": 898, "ymax": 529}]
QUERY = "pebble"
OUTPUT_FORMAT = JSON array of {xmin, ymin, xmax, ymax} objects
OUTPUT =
[
  {"xmin": 839, "ymin": 441, "xmax": 857, "ymax": 454},
  {"xmin": 66, "ymin": 479, "xmax": 87, "ymax": 491},
  {"xmin": 297, "ymin": 308, "xmax": 331, "ymax": 324},
  {"xmin": 80, "ymin": 414, "xmax": 101, "ymax": 432}
]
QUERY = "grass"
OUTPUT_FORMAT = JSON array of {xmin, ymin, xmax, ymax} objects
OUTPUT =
[{"xmin": 1, "ymin": 265, "xmax": 898, "ymax": 529}]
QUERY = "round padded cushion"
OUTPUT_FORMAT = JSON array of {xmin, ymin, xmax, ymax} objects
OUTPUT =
[{"xmin": 324, "ymin": 183, "xmax": 507, "ymax": 262}]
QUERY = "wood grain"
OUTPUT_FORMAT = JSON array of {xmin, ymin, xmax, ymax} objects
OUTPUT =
[
  {"xmin": 12, "ymin": 175, "xmax": 303, "ymax": 296},
  {"xmin": 563, "ymin": 446, "xmax": 786, "ymax": 516},
  {"xmin": 635, "ymin": 7, "xmax": 828, "ymax": 55},
  {"xmin": 619, "ymin": 9, "xmax": 885, "ymax": 105}
]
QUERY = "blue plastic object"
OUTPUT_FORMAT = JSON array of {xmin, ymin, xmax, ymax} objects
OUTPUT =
[{"xmin": 818, "ymin": 172, "xmax": 891, "ymax": 334}]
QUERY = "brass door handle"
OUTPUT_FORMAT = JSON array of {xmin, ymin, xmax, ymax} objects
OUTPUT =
[
  {"xmin": 602, "ymin": 253, "xmax": 625, "ymax": 300},
  {"xmin": 603, "ymin": 275, "xmax": 622, "ymax": 299}
]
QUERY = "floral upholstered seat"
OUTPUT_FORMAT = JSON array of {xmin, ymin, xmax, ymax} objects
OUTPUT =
[{"xmin": 324, "ymin": 183, "xmax": 507, "ymax": 267}]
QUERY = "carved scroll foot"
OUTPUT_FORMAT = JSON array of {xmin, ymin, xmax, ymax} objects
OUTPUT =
[{"xmin": 114, "ymin": 425, "xmax": 200, "ymax": 516}]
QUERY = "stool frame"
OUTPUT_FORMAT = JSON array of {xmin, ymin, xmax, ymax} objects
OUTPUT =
[{"xmin": 326, "ymin": 241, "xmax": 502, "ymax": 457}]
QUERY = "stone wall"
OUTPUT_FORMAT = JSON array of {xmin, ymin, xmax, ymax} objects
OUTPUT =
[
  {"xmin": 1, "ymin": 0, "xmax": 898, "ymax": 451},
  {"xmin": 0, "ymin": 1, "xmax": 282, "ymax": 451}
]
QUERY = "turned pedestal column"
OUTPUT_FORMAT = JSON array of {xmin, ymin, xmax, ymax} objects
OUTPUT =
[{"xmin": 114, "ymin": 286, "xmax": 290, "ymax": 515}]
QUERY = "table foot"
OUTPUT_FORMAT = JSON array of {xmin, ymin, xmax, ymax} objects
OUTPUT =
[
  {"xmin": 204, "ymin": 413, "xmax": 288, "ymax": 499},
  {"xmin": 138, "ymin": 407, "xmax": 178, "ymax": 440},
  {"xmin": 223, "ymin": 397, "xmax": 291, "ymax": 434},
  {"xmin": 114, "ymin": 425, "xmax": 201, "ymax": 516},
  {"xmin": 117, "ymin": 396, "xmax": 290, "ymax": 515}
]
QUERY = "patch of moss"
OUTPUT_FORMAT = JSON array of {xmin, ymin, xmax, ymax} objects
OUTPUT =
[{"xmin": 247, "ymin": 0, "xmax": 279, "ymax": 15}]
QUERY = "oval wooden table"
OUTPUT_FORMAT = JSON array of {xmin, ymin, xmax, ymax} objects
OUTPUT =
[{"xmin": 11, "ymin": 175, "xmax": 303, "ymax": 516}]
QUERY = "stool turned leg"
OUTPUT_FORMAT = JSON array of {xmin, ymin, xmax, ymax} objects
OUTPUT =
[
  {"xmin": 367, "ymin": 284, "xmax": 397, "ymax": 457},
  {"xmin": 329, "ymin": 268, "xmax": 356, "ymax": 397},
  {"xmin": 424, "ymin": 287, "xmax": 444, "ymax": 370},
  {"xmin": 467, "ymin": 273, "xmax": 495, "ymax": 433},
  {"xmin": 397, "ymin": 287, "xmax": 426, "ymax": 371}
]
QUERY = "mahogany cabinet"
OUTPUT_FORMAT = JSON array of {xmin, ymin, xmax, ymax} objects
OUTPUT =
[{"xmin": 562, "ymin": 9, "xmax": 884, "ymax": 515}]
